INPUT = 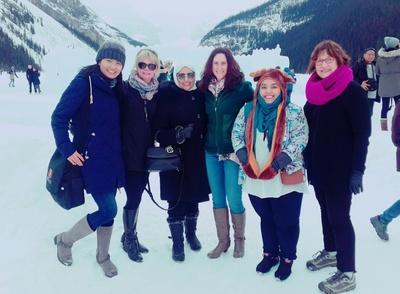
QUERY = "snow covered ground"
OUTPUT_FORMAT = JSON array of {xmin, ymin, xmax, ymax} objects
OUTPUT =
[{"xmin": 0, "ymin": 51, "xmax": 398, "ymax": 294}]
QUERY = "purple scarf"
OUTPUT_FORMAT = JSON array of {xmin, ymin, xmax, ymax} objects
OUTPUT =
[{"xmin": 306, "ymin": 65, "xmax": 353, "ymax": 105}]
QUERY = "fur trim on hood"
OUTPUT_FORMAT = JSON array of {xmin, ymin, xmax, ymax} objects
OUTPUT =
[{"xmin": 378, "ymin": 48, "xmax": 400, "ymax": 58}]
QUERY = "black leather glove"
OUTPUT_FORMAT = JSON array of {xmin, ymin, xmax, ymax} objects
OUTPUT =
[
  {"xmin": 236, "ymin": 147, "xmax": 248, "ymax": 166},
  {"xmin": 175, "ymin": 124, "xmax": 194, "ymax": 144},
  {"xmin": 271, "ymin": 152, "xmax": 292, "ymax": 173},
  {"xmin": 350, "ymin": 170, "xmax": 363, "ymax": 195}
]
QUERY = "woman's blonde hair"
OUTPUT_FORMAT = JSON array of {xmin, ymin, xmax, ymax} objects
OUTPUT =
[{"xmin": 132, "ymin": 48, "xmax": 160, "ymax": 78}]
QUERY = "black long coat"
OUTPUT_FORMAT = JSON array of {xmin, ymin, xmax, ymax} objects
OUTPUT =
[
  {"xmin": 120, "ymin": 81, "xmax": 158, "ymax": 171},
  {"xmin": 303, "ymin": 81, "xmax": 371, "ymax": 192},
  {"xmin": 153, "ymin": 82, "xmax": 210, "ymax": 203}
]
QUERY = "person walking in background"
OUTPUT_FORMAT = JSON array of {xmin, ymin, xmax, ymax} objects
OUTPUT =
[
  {"xmin": 303, "ymin": 40, "xmax": 371, "ymax": 293},
  {"xmin": 232, "ymin": 68, "xmax": 308, "ymax": 281},
  {"xmin": 153, "ymin": 63, "xmax": 210, "ymax": 262},
  {"xmin": 32, "ymin": 68, "xmax": 41, "ymax": 93},
  {"xmin": 376, "ymin": 36, "xmax": 400, "ymax": 130},
  {"xmin": 353, "ymin": 48, "xmax": 379, "ymax": 116},
  {"xmin": 26, "ymin": 64, "xmax": 33, "ymax": 93},
  {"xmin": 198, "ymin": 48, "xmax": 254, "ymax": 259},
  {"xmin": 51, "ymin": 41, "xmax": 126, "ymax": 278},
  {"xmin": 370, "ymin": 97, "xmax": 400, "ymax": 241},
  {"xmin": 120, "ymin": 48, "xmax": 160, "ymax": 263},
  {"xmin": 8, "ymin": 66, "xmax": 18, "ymax": 87}
]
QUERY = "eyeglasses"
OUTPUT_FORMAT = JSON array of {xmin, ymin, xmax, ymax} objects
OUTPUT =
[
  {"xmin": 315, "ymin": 57, "xmax": 335, "ymax": 67},
  {"xmin": 177, "ymin": 72, "xmax": 195, "ymax": 80},
  {"xmin": 138, "ymin": 62, "xmax": 157, "ymax": 71}
]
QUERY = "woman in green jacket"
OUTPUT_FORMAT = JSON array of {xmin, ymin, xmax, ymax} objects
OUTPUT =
[{"xmin": 198, "ymin": 48, "xmax": 254, "ymax": 259}]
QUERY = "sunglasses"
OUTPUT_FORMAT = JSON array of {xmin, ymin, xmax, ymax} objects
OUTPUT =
[
  {"xmin": 138, "ymin": 62, "xmax": 157, "ymax": 71},
  {"xmin": 177, "ymin": 72, "xmax": 195, "ymax": 80}
]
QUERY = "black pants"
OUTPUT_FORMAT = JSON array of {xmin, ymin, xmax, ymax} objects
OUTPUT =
[
  {"xmin": 368, "ymin": 99, "xmax": 375, "ymax": 116},
  {"xmin": 249, "ymin": 192, "xmax": 303, "ymax": 260},
  {"xmin": 314, "ymin": 186, "xmax": 355, "ymax": 272},
  {"xmin": 167, "ymin": 201, "xmax": 199, "ymax": 221},
  {"xmin": 381, "ymin": 95, "xmax": 400, "ymax": 119},
  {"xmin": 124, "ymin": 170, "xmax": 149, "ymax": 210},
  {"xmin": 28, "ymin": 80, "xmax": 33, "ymax": 93}
]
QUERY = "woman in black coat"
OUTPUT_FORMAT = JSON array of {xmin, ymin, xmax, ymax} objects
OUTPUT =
[
  {"xmin": 120, "ymin": 48, "xmax": 161, "ymax": 263},
  {"xmin": 153, "ymin": 64, "xmax": 210, "ymax": 262},
  {"xmin": 352, "ymin": 47, "xmax": 379, "ymax": 116},
  {"xmin": 303, "ymin": 40, "xmax": 371, "ymax": 294}
]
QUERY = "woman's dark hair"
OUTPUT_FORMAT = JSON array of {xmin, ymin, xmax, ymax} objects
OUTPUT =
[
  {"xmin": 198, "ymin": 47, "xmax": 244, "ymax": 92},
  {"xmin": 307, "ymin": 40, "xmax": 351, "ymax": 73}
]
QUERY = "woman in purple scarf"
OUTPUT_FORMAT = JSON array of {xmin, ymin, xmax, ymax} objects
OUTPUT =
[{"xmin": 303, "ymin": 40, "xmax": 371, "ymax": 294}]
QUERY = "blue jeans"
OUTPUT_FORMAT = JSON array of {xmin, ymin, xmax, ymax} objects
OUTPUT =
[
  {"xmin": 205, "ymin": 152, "xmax": 244, "ymax": 214},
  {"xmin": 380, "ymin": 200, "xmax": 400, "ymax": 224},
  {"xmin": 87, "ymin": 190, "xmax": 118, "ymax": 230}
]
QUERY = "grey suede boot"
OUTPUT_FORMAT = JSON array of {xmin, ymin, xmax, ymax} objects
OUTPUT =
[
  {"xmin": 231, "ymin": 212, "xmax": 246, "ymax": 258},
  {"xmin": 96, "ymin": 226, "xmax": 118, "ymax": 278},
  {"xmin": 54, "ymin": 216, "xmax": 94, "ymax": 266},
  {"xmin": 207, "ymin": 208, "xmax": 231, "ymax": 259}
]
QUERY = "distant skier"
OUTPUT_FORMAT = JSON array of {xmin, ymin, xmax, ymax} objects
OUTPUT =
[
  {"xmin": 32, "ymin": 68, "xmax": 41, "ymax": 93},
  {"xmin": 8, "ymin": 66, "xmax": 18, "ymax": 87},
  {"xmin": 26, "ymin": 64, "xmax": 34, "ymax": 93}
]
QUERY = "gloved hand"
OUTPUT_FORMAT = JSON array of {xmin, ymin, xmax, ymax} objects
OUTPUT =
[
  {"xmin": 236, "ymin": 147, "xmax": 248, "ymax": 166},
  {"xmin": 175, "ymin": 124, "xmax": 194, "ymax": 144},
  {"xmin": 350, "ymin": 170, "xmax": 363, "ymax": 195},
  {"xmin": 271, "ymin": 152, "xmax": 292, "ymax": 173}
]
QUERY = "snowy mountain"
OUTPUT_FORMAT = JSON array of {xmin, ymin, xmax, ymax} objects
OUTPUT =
[
  {"xmin": 0, "ymin": 0, "xmax": 145, "ymax": 72},
  {"xmin": 27, "ymin": 0, "xmax": 146, "ymax": 49},
  {"xmin": 200, "ymin": 0, "xmax": 400, "ymax": 71}
]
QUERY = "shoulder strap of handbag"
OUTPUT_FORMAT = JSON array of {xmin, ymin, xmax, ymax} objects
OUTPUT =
[
  {"xmin": 144, "ymin": 169, "xmax": 184, "ymax": 211},
  {"xmin": 76, "ymin": 76, "xmax": 93, "ymax": 153}
]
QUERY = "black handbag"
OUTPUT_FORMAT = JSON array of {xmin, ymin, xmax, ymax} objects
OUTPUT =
[
  {"xmin": 46, "ymin": 76, "xmax": 93, "ymax": 210},
  {"xmin": 145, "ymin": 144, "xmax": 183, "ymax": 211},
  {"xmin": 145, "ymin": 145, "xmax": 182, "ymax": 172},
  {"xmin": 46, "ymin": 150, "xmax": 85, "ymax": 210}
]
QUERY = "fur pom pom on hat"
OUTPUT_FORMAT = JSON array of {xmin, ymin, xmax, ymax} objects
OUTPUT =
[{"xmin": 96, "ymin": 41, "xmax": 126, "ymax": 66}]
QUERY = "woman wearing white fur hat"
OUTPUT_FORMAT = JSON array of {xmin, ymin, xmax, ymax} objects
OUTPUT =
[
  {"xmin": 376, "ymin": 36, "xmax": 400, "ymax": 130},
  {"xmin": 153, "ymin": 63, "xmax": 210, "ymax": 262}
]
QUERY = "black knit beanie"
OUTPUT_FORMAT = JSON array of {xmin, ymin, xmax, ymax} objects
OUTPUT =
[{"xmin": 96, "ymin": 41, "xmax": 126, "ymax": 66}]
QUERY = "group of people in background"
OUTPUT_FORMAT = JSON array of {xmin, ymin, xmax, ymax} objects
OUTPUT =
[
  {"xmin": 6, "ymin": 64, "xmax": 42, "ymax": 93},
  {"xmin": 49, "ymin": 35, "xmax": 400, "ymax": 294}
]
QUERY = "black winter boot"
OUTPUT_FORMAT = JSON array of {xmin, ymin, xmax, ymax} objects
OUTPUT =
[
  {"xmin": 121, "ymin": 208, "xmax": 148, "ymax": 262},
  {"xmin": 121, "ymin": 208, "xmax": 149, "ymax": 253},
  {"xmin": 256, "ymin": 253, "xmax": 279, "ymax": 274},
  {"xmin": 184, "ymin": 214, "xmax": 202, "ymax": 251},
  {"xmin": 274, "ymin": 258, "xmax": 293, "ymax": 281},
  {"xmin": 168, "ymin": 218, "xmax": 185, "ymax": 262}
]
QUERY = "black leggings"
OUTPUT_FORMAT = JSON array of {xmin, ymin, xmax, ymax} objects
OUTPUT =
[
  {"xmin": 381, "ymin": 95, "xmax": 400, "ymax": 119},
  {"xmin": 167, "ymin": 201, "xmax": 199, "ymax": 221},
  {"xmin": 124, "ymin": 170, "xmax": 149, "ymax": 210},
  {"xmin": 249, "ymin": 192, "xmax": 302, "ymax": 260}
]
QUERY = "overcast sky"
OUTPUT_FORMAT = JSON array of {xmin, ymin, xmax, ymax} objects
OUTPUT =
[{"xmin": 81, "ymin": 0, "xmax": 266, "ymax": 45}]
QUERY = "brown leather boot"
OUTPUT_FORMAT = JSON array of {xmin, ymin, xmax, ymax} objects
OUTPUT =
[
  {"xmin": 381, "ymin": 119, "xmax": 388, "ymax": 131},
  {"xmin": 207, "ymin": 208, "xmax": 230, "ymax": 258},
  {"xmin": 231, "ymin": 212, "xmax": 245, "ymax": 258}
]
